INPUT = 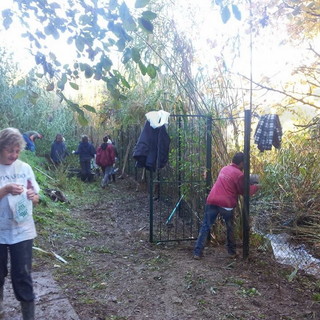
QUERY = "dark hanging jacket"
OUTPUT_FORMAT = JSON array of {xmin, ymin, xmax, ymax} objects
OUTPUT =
[
  {"xmin": 133, "ymin": 121, "xmax": 170, "ymax": 171},
  {"xmin": 254, "ymin": 114, "xmax": 282, "ymax": 152}
]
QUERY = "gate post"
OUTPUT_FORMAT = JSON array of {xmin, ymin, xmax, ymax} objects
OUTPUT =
[
  {"xmin": 149, "ymin": 170, "xmax": 154, "ymax": 242},
  {"xmin": 206, "ymin": 116, "xmax": 212, "ymax": 191},
  {"xmin": 243, "ymin": 109, "xmax": 251, "ymax": 258}
]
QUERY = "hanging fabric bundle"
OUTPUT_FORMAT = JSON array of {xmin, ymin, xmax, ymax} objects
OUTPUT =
[
  {"xmin": 133, "ymin": 111, "xmax": 171, "ymax": 171},
  {"xmin": 254, "ymin": 114, "xmax": 282, "ymax": 152}
]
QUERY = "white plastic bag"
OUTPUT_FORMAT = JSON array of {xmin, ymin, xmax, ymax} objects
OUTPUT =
[{"xmin": 8, "ymin": 189, "xmax": 33, "ymax": 223}]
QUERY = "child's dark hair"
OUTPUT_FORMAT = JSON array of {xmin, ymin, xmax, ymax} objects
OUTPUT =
[
  {"xmin": 81, "ymin": 135, "xmax": 89, "ymax": 143},
  {"xmin": 232, "ymin": 152, "xmax": 244, "ymax": 165}
]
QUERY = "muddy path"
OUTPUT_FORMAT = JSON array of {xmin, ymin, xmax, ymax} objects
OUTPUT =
[{"xmin": 32, "ymin": 177, "xmax": 320, "ymax": 320}]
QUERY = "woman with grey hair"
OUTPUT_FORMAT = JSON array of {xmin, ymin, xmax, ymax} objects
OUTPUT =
[{"xmin": 0, "ymin": 127, "xmax": 40, "ymax": 320}]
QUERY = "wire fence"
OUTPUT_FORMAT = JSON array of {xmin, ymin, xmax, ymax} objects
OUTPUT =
[{"xmin": 112, "ymin": 119, "xmax": 320, "ymax": 277}]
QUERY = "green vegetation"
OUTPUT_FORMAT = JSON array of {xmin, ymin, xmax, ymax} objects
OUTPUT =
[{"xmin": 0, "ymin": 0, "xmax": 318, "ymax": 277}]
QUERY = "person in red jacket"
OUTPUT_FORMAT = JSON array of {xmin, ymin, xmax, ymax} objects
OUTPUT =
[
  {"xmin": 96, "ymin": 136, "xmax": 116, "ymax": 188},
  {"xmin": 193, "ymin": 152, "xmax": 260, "ymax": 259}
]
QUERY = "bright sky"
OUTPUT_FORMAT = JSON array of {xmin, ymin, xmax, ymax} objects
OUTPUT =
[
  {"xmin": 0, "ymin": 0, "xmax": 318, "ymax": 121},
  {"xmin": 0, "ymin": 0, "xmax": 311, "ymax": 77}
]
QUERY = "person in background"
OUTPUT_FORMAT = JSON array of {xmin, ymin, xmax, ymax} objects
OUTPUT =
[
  {"xmin": 106, "ymin": 135, "xmax": 118, "ymax": 182},
  {"xmin": 96, "ymin": 136, "xmax": 116, "ymax": 188},
  {"xmin": 193, "ymin": 152, "xmax": 260, "ymax": 259},
  {"xmin": 0, "ymin": 128, "xmax": 40, "ymax": 320},
  {"xmin": 22, "ymin": 131, "xmax": 43, "ymax": 152},
  {"xmin": 73, "ymin": 135, "xmax": 96, "ymax": 182},
  {"xmin": 50, "ymin": 133, "xmax": 69, "ymax": 165}
]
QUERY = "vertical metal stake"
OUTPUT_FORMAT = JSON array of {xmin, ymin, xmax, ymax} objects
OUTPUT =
[
  {"xmin": 206, "ymin": 116, "xmax": 212, "ymax": 192},
  {"xmin": 149, "ymin": 170, "xmax": 154, "ymax": 243},
  {"xmin": 243, "ymin": 109, "xmax": 251, "ymax": 258}
]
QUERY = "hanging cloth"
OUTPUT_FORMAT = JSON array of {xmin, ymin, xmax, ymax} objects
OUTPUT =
[
  {"xmin": 133, "ymin": 110, "xmax": 171, "ymax": 171},
  {"xmin": 133, "ymin": 118, "xmax": 170, "ymax": 171},
  {"xmin": 254, "ymin": 114, "xmax": 282, "ymax": 152},
  {"xmin": 146, "ymin": 110, "xmax": 170, "ymax": 129}
]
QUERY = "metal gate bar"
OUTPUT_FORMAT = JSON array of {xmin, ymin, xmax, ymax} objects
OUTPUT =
[{"xmin": 149, "ymin": 114, "xmax": 212, "ymax": 243}]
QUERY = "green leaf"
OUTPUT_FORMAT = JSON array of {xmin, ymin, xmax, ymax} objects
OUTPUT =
[
  {"xmin": 122, "ymin": 48, "xmax": 132, "ymax": 64},
  {"xmin": 79, "ymin": 14, "xmax": 92, "ymax": 25},
  {"xmin": 77, "ymin": 113, "xmax": 88, "ymax": 126},
  {"xmin": 138, "ymin": 18, "xmax": 154, "ymax": 33},
  {"xmin": 69, "ymin": 82, "xmax": 79, "ymax": 90},
  {"xmin": 232, "ymin": 5, "xmax": 241, "ymax": 21},
  {"xmin": 138, "ymin": 61, "xmax": 147, "ymax": 75},
  {"xmin": 94, "ymin": 70, "xmax": 102, "ymax": 80},
  {"xmin": 135, "ymin": 0, "xmax": 150, "ymax": 9},
  {"xmin": 121, "ymin": 77, "xmax": 130, "ymax": 89},
  {"xmin": 44, "ymin": 24, "xmax": 60, "ymax": 39},
  {"xmin": 109, "ymin": 0, "xmax": 118, "ymax": 11},
  {"xmin": 2, "ymin": 9, "xmax": 13, "ymax": 29},
  {"xmin": 3, "ymin": 17, "xmax": 13, "ymax": 30},
  {"xmin": 84, "ymin": 65, "xmax": 94, "ymax": 78},
  {"xmin": 75, "ymin": 37, "xmax": 85, "ymax": 52},
  {"xmin": 221, "ymin": 6, "xmax": 231, "ymax": 24},
  {"xmin": 120, "ymin": 3, "xmax": 137, "ymax": 31},
  {"xmin": 101, "ymin": 56, "xmax": 113, "ymax": 71},
  {"xmin": 82, "ymin": 104, "xmax": 96, "ymax": 113},
  {"xmin": 16, "ymin": 79, "xmax": 25, "ymax": 86},
  {"xmin": 146, "ymin": 63, "xmax": 157, "ymax": 79},
  {"xmin": 57, "ymin": 80, "xmax": 65, "ymax": 90},
  {"xmin": 57, "ymin": 74, "xmax": 67, "ymax": 90},
  {"xmin": 131, "ymin": 47, "xmax": 141, "ymax": 63},
  {"xmin": 116, "ymin": 38, "xmax": 126, "ymax": 51},
  {"xmin": 35, "ymin": 73, "xmax": 44, "ymax": 78},
  {"xmin": 142, "ymin": 11, "xmax": 157, "ymax": 20},
  {"xmin": 14, "ymin": 90, "xmax": 27, "ymax": 99},
  {"xmin": 66, "ymin": 100, "xmax": 80, "ymax": 112}
]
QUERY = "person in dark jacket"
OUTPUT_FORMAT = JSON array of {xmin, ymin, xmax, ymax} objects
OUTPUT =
[
  {"xmin": 73, "ymin": 135, "xmax": 96, "ymax": 182},
  {"xmin": 96, "ymin": 136, "xmax": 116, "ymax": 188},
  {"xmin": 50, "ymin": 134, "xmax": 69, "ymax": 165},
  {"xmin": 193, "ymin": 152, "xmax": 260, "ymax": 259}
]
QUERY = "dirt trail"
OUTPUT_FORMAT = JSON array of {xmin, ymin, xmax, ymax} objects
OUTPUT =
[{"xmin": 4, "ymin": 177, "xmax": 320, "ymax": 320}]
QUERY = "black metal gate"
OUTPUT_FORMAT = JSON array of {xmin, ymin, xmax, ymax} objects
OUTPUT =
[{"xmin": 149, "ymin": 114, "xmax": 212, "ymax": 243}]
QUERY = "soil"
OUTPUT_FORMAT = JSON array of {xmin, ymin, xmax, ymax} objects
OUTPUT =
[{"xmin": 5, "ymin": 177, "xmax": 320, "ymax": 320}]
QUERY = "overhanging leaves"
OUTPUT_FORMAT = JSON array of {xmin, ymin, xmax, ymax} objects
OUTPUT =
[
  {"xmin": 131, "ymin": 47, "xmax": 141, "ymax": 63},
  {"xmin": 147, "ymin": 63, "xmax": 157, "ymax": 79},
  {"xmin": 142, "ymin": 11, "xmax": 157, "ymax": 20},
  {"xmin": 7, "ymin": 0, "xmax": 159, "ymax": 107},
  {"xmin": 135, "ymin": 0, "xmax": 150, "ymax": 9},
  {"xmin": 232, "ymin": 5, "xmax": 241, "ymax": 21},
  {"xmin": 69, "ymin": 82, "xmax": 79, "ymax": 90},
  {"xmin": 120, "ymin": 2, "xmax": 137, "ymax": 31},
  {"xmin": 138, "ymin": 17, "xmax": 154, "ymax": 33},
  {"xmin": 82, "ymin": 104, "xmax": 96, "ymax": 113},
  {"xmin": 221, "ymin": 6, "xmax": 231, "ymax": 24}
]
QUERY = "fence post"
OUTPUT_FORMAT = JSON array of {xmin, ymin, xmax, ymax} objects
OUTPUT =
[
  {"xmin": 243, "ymin": 109, "xmax": 251, "ymax": 258},
  {"xmin": 206, "ymin": 116, "xmax": 212, "ymax": 192},
  {"xmin": 149, "ymin": 170, "xmax": 154, "ymax": 243}
]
